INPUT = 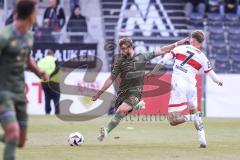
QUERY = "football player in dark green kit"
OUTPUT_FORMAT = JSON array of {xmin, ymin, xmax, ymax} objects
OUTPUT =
[
  {"xmin": 0, "ymin": 1, "xmax": 48, "ymax": 159},
  {"xmin": 92, "ymin": 37, "xmax": 188, "ymax": 141}
]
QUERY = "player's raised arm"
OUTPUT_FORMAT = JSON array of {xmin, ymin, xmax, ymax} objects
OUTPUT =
[
  {"xmin": 154, "ymin": 37, "xmax": 189, "ymax": 56},
  {"xmin": 150, "ymin": 53, "xmax": 174, "ymax": 75},
  {"xmin": 27, "ymin": 56, "xmax": 49, "ymax": 81}
]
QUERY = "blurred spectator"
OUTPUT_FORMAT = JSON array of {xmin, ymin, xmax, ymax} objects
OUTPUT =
[
  {"xmin": 34, "ymin": 20, "xmax": 55, "ymax": 43},
  {"xmin": 67, "ymin": 4, "xmax": 87, "ymax": 32},
  {"xmin": 224, "ymin": 0, "xmax": 238, "ymax": 14},
  {"xmin": 37, "ymin": 50, "xmax": 60, "ymax": 115},
  {"xmin": 70, "ymin": 0, "xmax": 80, "ymax": 12},
  {"xmin": 184, "ymin": 0, "xmax": 206, "ymax": 17},
  {"xmin": 207, "ymin": 0, "xmax": 224, "ymax": 15},
  {"xmin": 67, "ymin": 4, "xmax": 87, "ymax": 42},
  {"xmin": 0, "ymin": 0, "xmax": 4, "ymax": 8},
  {"xmin": 43, "ymin": 0, "xmax": 66, "ymax": 31}
]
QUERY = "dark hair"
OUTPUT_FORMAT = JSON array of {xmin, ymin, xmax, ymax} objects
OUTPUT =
[
  {"xmin": 119, "ymin": 37, "xmax": 133, "ymax": 48},
  {"xmin": 16, "ymin": 0, "xmax": 36, "ymax": 20},
  {"xmin": 73, "ymin": 4, "xmax": 80, "ymax": 11},
  {"xmin": 47, "ymin": 50, "xmax": 55, "ymax": 56},
  {"xmin": 191, "ymin": 30, "xmax": 205, "ymax": 43}
]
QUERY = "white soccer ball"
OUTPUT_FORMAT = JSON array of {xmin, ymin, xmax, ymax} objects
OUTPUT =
[{"xmin": 68, "ymin": 132, "xmax": 84, "ymax": 146}]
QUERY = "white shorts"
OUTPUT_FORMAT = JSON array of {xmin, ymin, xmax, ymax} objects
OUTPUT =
[{"xmin": 168, "ymin": 79, "xmax": 197, "ymax": 114}]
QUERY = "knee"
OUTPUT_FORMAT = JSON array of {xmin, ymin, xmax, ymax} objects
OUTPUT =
[
  {"xmin": 18, "ymin": 140, "xmax": 25, "ymax": 148},
  {"xmin": 116, "ymin": 110, "xmax": 126, "ymax": 117},
  {"xmin": 169, "ymin": 121, "xmax": 178, "ymax": 126},
  {"xmin": 117, "ymin": 108, "xmax": 129, "ymax": 116},
  {"xmin": 5, "ymin": 130, "xmax": 19, "ymax": 143},
  {"xmin": 167, "ymin": 114, "xmax": 177, "ymax": 126}
]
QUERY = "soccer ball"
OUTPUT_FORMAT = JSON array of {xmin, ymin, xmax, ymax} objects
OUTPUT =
[{"xmin": 68, "ymin": 132, "xmax": 84, "ymax": 146}]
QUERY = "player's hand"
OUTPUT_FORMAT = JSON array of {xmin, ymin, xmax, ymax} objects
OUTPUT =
[
  {"xmin": 39, "ymin": 71, "xmax": 49, "ymax": 81},
  {"xmin": 217, "ymin": 81, "xmax": 223, "ymax": 86},
  {"xmin": 176, "ymin": 37, "xmax": 189, "ymax": 46},
  {"xmin": 92, "ymin": 95, "xmax": 99, "ymax": 101}
]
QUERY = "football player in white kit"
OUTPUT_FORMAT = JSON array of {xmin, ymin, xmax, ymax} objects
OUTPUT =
[{"xmin": 152, "ymin": 30, "xmax": 223, "ymax": 148}]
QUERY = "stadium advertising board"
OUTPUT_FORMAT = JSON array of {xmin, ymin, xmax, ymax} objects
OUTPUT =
[
  {"xmin": 206, "ymin": 74, "xmax": 240, "ymax": 117},
  {"xmin": 25, "ymin": 72, "xmax": 203, "ymax": 117},
  {"xmin": 31, "ymin": 43, "xmax": 97, "ymax": 68}
]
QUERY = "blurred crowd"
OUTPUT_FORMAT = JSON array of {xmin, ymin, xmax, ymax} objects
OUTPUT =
[
  {"xmin": 4, "ymin": 0, "xmax": 88, "ymax": 43},
  {"xmin": 185, "ymin": 0, "xmax": 240, "ymax": 17}
]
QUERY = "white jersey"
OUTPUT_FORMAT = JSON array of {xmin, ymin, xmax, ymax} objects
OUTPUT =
[{"xmin": 170, "ymin": 45, "xmax": 212, "ymax": 85}]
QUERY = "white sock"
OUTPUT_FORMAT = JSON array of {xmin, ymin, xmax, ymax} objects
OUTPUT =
[{"xmin": 197, "ymin": 129, "xmax": 207, "ymax": 145}]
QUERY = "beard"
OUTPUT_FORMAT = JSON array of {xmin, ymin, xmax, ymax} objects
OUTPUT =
[{"xmin": 121, "ymin": 53, "xmax": 131, "ymax": 59}]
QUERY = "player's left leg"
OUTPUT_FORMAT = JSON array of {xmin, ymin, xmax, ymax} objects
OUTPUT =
[
  {"xmin": 15, "ymin": 101, "xmax": 28, "ymax": 148},
  {"xmin": 98, "ymin": 94, "xmax": 140, "ymax": 141},
  {"xmin": 168, "ymin": 111, "xmax": 189, "ymax": 126}
]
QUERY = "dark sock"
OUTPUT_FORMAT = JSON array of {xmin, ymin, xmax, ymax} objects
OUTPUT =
[
  {"xmin": 4, "ymin": 139, "xmax": 17, "ymax": 160},
  {"xmin": 106, "ymin": 112, "xmax": 124, "ymax": 134},
  {"xmin": 0, "ymin": 134, "xmax": 5, "ymax": 143}
]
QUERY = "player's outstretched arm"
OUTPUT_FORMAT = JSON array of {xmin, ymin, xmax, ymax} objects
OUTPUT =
[
  {"xmin": 92, "ymin": 75, "xmax": 115, "ymax": 101},
  {"xmin": 151, "ymin": 53, "xmax": 174, "ymax": 74},
  {"xmin": 207, "ymin": 70, "xmax": 223, "ymax": 86},
  {"xmin": 154, "ymin": 37, "xmax": 189, "ymax": 56},
  {"xmin": 27, "ymin": 56, "xmax": 49, "ymax": 81}
]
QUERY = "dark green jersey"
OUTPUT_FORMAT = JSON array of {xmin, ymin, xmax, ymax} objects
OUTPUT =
[
  {"xmin": 0, "ymin": 25, "xmax": 34, "ymax": 101},
  {"xmin": 111, "ymin": 52, "xmax": 155, "ymax": 93}
]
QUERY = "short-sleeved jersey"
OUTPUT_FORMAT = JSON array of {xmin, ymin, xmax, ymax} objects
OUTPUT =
[
  {"xmin": 171, "ymin": 45, "xmax": 212, "ymax": 85},
  {"xmin": 0, "ymin": 25, "xmax": 34, "ymax": 101},
  {"xmin": 111, "ymin": 52, "xmax": 155, "ymax": 93}
]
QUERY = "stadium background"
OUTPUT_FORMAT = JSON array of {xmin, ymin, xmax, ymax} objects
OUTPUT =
[
  {"xmin": 0, "ymin": 0, "xmax": 239, "ymax": 118},
  {"xmin": 0, "ymin": 1, "xmax": 240, "ymax": 160}
]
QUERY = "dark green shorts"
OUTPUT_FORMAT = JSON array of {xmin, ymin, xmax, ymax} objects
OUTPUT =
[
  {"xmin": 0, "ymin": 91, "xmax": 27, "ymax": 128},
  {"xmin": 114, "ymin": 91, "xmax": 141, "ymax": 109}
]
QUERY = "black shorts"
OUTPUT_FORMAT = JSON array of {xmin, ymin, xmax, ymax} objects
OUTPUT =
[{"xmin": 114, "ymin": 90, "xmax": 141, "ymax": 109}]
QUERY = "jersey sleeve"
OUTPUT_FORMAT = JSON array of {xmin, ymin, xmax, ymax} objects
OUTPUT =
[
  {"xmin": 170, "ymin": 46, "xmax": 180, "ymax": 58},
  {"xmin": 201, "ymin": 54, "xmax": 212, "ymax": 73},
  {"xmin": 111, "ymin": 58, "xmax": 121, "ymax": 78},
  {"xmin": 142, "ymin": 52, "xmax": 155, "ymax": 61}
]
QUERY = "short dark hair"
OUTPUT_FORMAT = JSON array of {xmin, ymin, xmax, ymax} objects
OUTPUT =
[
  {"xmin": 47, "ymin": 50, "xmax": 55, "ymax": 56},
  {"xmin": 191, "ymin": 30, "xmax": 205, "ymax": 43},
  {"xmin": 16, "ymin": 0, "xmax": 36, "ymax": 20},
  {"xmin": 119, "ymin": 37, "xmax": 133, "ymax": 48}
]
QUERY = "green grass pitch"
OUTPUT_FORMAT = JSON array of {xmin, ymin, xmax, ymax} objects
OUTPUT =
[{"xmin": 0, "ymin": 116, "xmax": 240, "ymax": 160}]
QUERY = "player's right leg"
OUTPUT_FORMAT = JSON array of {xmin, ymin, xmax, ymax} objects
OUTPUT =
[
  {"xmin": 98, "ymin": 102, "xmax": 132, "ymax": 141},
  {"xmin": 0, "ymin": 96, "xmax": 20, "ymax": 160},
  {"xmin": 188, "ymin": 104, "xmax": 207, "ymax": 148},
  {"xmin": 187, "ymin": 86, "xmax": 207, "ymax": 148},
  {"xmin": 15, "ymin": 101, "xmax": 28, "ymax": 148}
]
